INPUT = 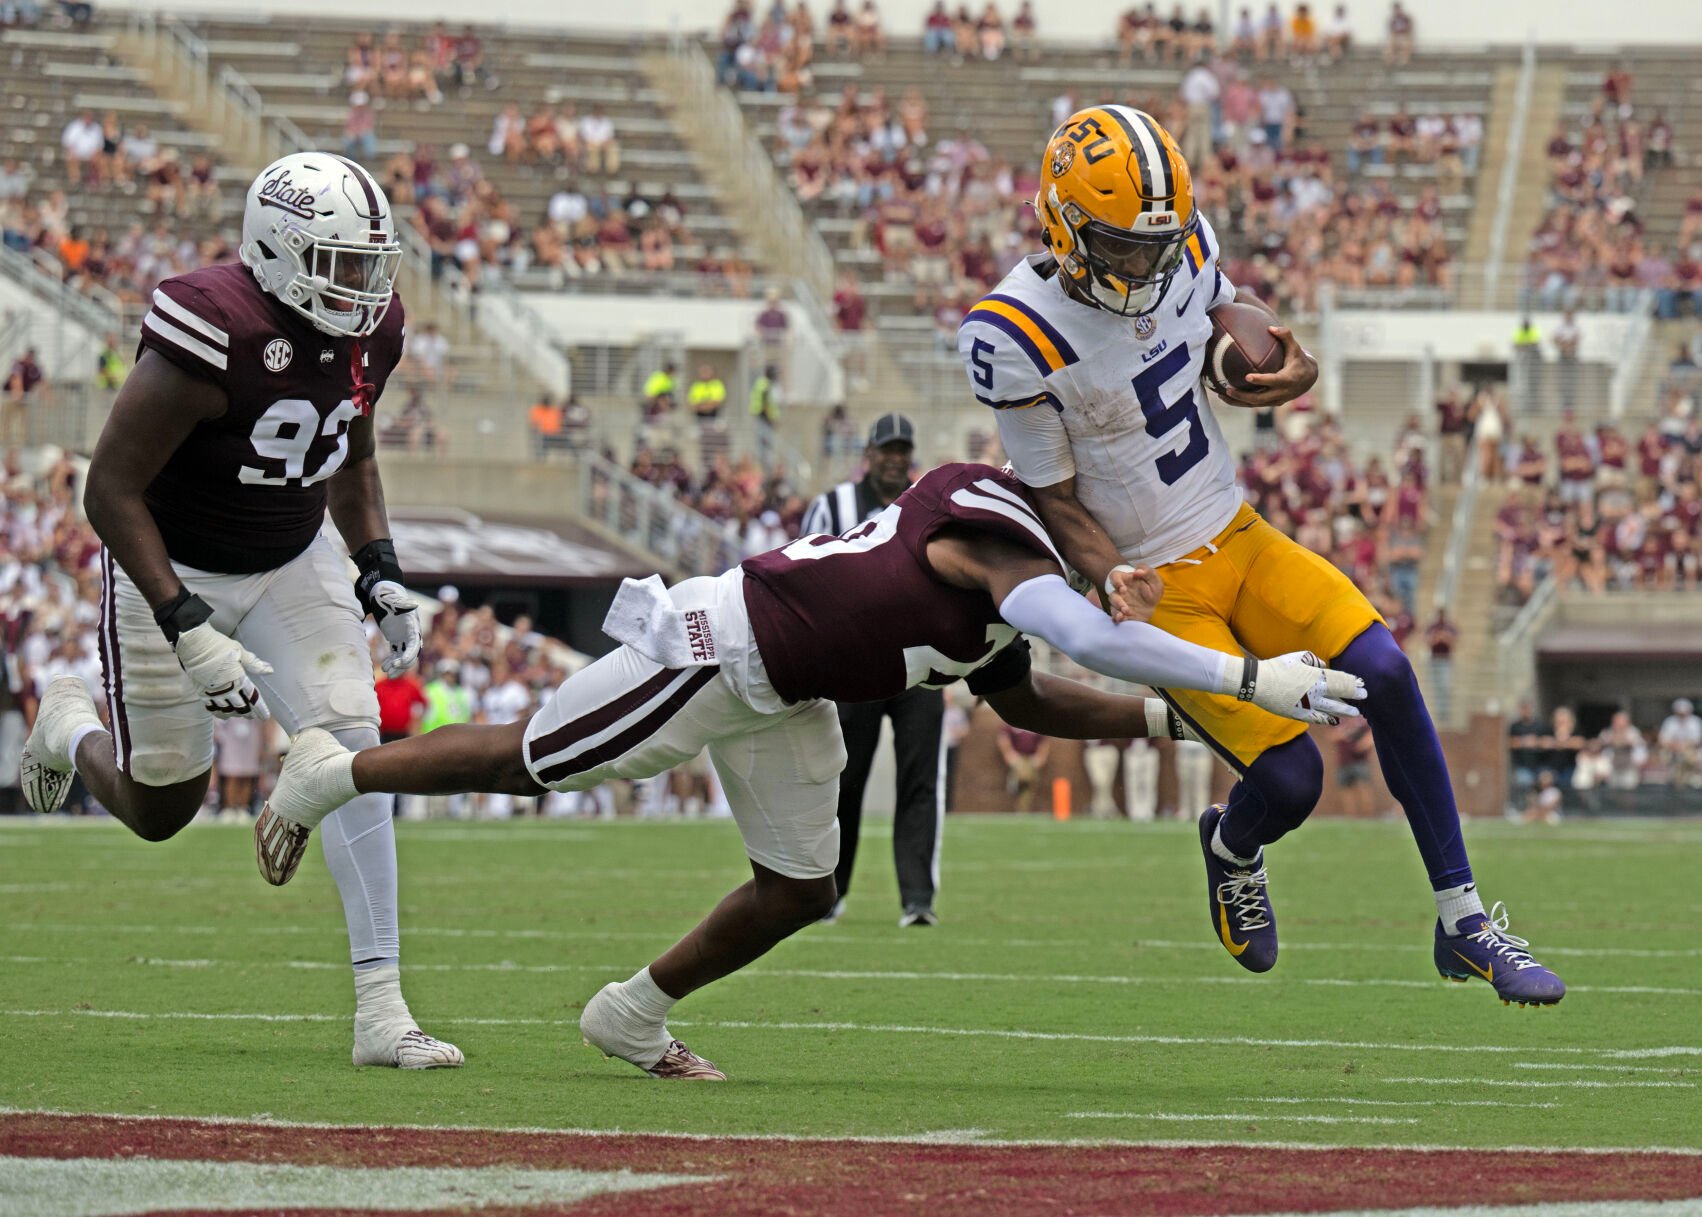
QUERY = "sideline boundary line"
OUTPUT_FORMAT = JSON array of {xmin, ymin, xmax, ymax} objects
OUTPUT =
[
  {"xmin": 4, "ymin": 1107, "xmax": 1702, "ymax": 1156},
  {"xmin": 6, "ymin": 1007, "xmax": 1701, "ymax": 1062}
]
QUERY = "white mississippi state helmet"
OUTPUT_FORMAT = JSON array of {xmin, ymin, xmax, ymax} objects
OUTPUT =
[{"xmin": 239, "ymin": 151, "xmax": 401, "ymax": 338}]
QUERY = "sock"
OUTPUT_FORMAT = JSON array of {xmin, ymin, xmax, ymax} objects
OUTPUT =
[
  {"xmin": 623, "ymin": 966, "xmax": 680, "ymax": 1020},
  {"xmin": 318, "ymin": 726, "xmax": 399, "ymax": 967},
  {"xmin": 584, "ymin": 970, "xmax": 674, "ymax": 1067},
  {"xmin": 67, "ymin": 723, "xmax": 104, "ymax": 772},
  {"xmin": 352, "ymin": 961, "xmax": 412, "ymax": 1025},
  {"xmin": 321, "ymin": 789, "xmax": 401, "ymax": 966},
  {"xmin": 1333, "ymin": 625, "xmax": 1474, "ymax": 890},
  {"xmin": 1435, "ymin": 883, "xmax": 1486, "ymax": 933},
  {"xmin": 1211, "ymin": 820, "xmax": 1260, "ymax": 868}
]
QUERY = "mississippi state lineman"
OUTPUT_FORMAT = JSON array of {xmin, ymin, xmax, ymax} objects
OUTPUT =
[
  {"xmin": 19, "ymin": 152, "xmax": 462, "ymax": 1068},
  {"xmin": 799, "ymin": 412, "xmax": 943, "ymax": 926},
  {"xmin": 258, "ymin": 462, "xmax": 1364, "ymax": 1080},
  {"xmin": 958, "ymin": 105, "xmax": 1563, "ymax": 1004}
]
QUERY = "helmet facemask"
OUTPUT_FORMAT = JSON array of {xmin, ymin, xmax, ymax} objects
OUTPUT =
[
  {"xmin": 1074, "ymin": 214, "xmax": 1195, "ymax": 316},
  {"xmin": 261, "ymin": 221, "xmax": 400, "ymax": 338}
]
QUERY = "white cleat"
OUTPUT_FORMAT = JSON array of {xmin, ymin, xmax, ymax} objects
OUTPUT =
[
  {"xmin": 580, "ymin": 982, "xmax": 726, "ymax": 1080},
  {"xmin": 20, "ymin": 676, "xmax": 101, "ymax": 814},
  {"xmin": 256, "ymin": 728, "xmax": 358, "ymax": 886},
  {"xmin": 353, "ymin": 1022, "xmax": 465, "ymax": 1069}
]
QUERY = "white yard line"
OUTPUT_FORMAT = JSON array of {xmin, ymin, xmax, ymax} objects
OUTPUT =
[
  {"xmin": 1512, "ymin": 1063, "xmax": 1692, "ymax": 1074},
  {"xmin": 1231, "ymin": 1097, "xmax": 1560, "ymax": 1110},
  {"xmin": 1065, "ymin": 1112, "xmax": 1422, "ymax": 1126},
  {"xmin": 10, "ymin": 953, "xmax": 1702, "ymax": 1000},
  {"xmin": 4, "ymin": 1007, "xmax": 1675, "ymax": 1061},
  {"xmin": 1377, "ymin": 1076, "xmax": 1694, "ymax": 1090}
]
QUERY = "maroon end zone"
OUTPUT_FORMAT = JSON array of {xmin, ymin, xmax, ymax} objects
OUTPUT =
[{"xmin": 4, "ymin": 1111, "xmax": 1701, "ymax": 1217}]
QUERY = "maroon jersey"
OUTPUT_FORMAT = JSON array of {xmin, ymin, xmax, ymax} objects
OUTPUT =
[
  {"xmin": 741, "ymin": 463, "xmax": 1061, "ymax": 704},
  {"xmin": 137, "ymin": 261, "xmax": 405, "ymax": 573}
]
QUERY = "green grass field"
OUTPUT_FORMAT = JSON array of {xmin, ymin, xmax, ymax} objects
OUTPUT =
[{"xmin": 2, "ymin": 814, "xmax": 1698, "ymax": 1151}]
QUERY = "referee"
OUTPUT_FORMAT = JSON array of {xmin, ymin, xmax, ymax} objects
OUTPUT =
[{"xmin": 801, "ymin": 412, "xmax": 945, "ymax": 927}]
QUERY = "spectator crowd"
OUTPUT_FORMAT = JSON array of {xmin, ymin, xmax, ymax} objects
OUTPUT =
[
  {"xmin": 1525, "ymin": 64, "xmax": 1685, "ymax": 316},
  {"xmin": 1507, "ymin": 696, "xmax": 1701, "ymax": 818},
  {"xmin": 733, "ymin": 0, "xmax": 1464, "ymax": 329},
  {"xmin": 1489, "ymin": 398, "xmax": 1702, "ymax": 605}
]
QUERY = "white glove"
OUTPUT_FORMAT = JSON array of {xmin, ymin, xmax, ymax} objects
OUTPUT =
[
  {"xmin": 173, "ymin": 621, "xmax": 273, "ymax": 719},
  {"xmin": 1219, "ymin": 649, "xmax": 1366, "ymax": 726},
  {"xmin": 367, "ymin": 579, "xmax": 421, "ymax": 678}
]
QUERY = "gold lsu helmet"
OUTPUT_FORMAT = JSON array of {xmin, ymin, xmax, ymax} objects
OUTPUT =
[{"xmin": 1037, "ymin": 105, "xmax": 1198, "ymax": 317}]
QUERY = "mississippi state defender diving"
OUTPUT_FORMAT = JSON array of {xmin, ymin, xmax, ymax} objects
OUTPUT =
[
  {"xmin": 19, "ymin": 152, "xmax": 462, "ymax": 1068},
  {"xmin": 257, "ymin": 462, "xmax": 1363, "ymax": 1079},
  {"xmin": 958, "ymin": 105, "xmax": 1563, "ymax": 1004}
]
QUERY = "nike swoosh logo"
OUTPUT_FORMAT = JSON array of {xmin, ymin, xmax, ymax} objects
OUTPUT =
[
  {"xmin": 1217, "ymin": 903, "xmax": 1249, "ymax": 956},
  {"xmin": 1175, "ymin": 286, "xmax": 1197, "ymax": 316},
  {"xmin": 1453, "ymin": 950, "xmax": 1493, "ymax": 983}
]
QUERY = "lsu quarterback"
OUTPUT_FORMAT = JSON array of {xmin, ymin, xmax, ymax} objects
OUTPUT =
[{"xmin": 957, "ymin": 105, "xmax": 1563, "ymax": 1006}]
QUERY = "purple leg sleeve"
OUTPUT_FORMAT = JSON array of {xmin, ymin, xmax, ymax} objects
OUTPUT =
[
  {"xmin": 1333, "ymin": 623, "xmax": 1473, "ymax": 890},
  {"xmin": 1218, "ymin": 732, "xmax": 1323, "ymax": 858}
]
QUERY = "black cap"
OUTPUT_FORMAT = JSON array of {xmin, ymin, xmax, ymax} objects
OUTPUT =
[{"xmin": 867, "ymin": 411, "xmax": 916, "ymax": 449}]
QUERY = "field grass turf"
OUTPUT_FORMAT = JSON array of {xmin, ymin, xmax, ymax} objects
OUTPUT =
[{"xmin": 1, "ymin": 813, "xmax": 1698, "ymax": 1152}]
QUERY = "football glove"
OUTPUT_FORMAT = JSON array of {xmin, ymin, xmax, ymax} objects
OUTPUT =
[
  {"xmin": 1224, "ymin": 650, "xmax": 1366, "ymax": 726},
  {"xmin": 155, "ymin": 590, "xmax": 272, "ymax": 720},
  {"xmin": 353, "ymin": 539, "xmax": 420, "ymax": 678}
]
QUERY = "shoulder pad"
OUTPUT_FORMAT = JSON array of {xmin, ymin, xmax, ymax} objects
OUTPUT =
[{"xmin": 957, "ymin": 298, "xmax": 1074, "ymax": 410}]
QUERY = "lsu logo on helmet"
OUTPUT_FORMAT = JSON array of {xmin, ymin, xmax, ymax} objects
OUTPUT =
[{"xmin": 1036, "ymin": 105, "xmax": 1198, "ymax": 317}]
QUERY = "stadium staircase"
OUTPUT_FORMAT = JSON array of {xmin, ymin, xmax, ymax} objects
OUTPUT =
[{"xmin": 1433, "ymin": 47, "xmax": 1698, "ymax": 719}]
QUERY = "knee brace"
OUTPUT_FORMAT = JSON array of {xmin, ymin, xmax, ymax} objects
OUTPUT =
[
  {"xmin": 330, "ymin": 724, "xmax": 381, "ymax": 753},
  {"xmin": 317, "ymin": 678, "xmax": 381, "ymax": 739}
]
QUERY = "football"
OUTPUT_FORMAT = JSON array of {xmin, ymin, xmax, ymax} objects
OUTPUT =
[{"xmin": 1202, "ymin": 301, "xmax": 1285, "ymax": 399}]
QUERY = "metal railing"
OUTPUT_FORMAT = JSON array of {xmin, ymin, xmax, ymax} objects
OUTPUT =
[
  {"xmin": 0, "ymin": 244, "xmax": 116, "ymax": 382},
  {"xmin": 1481, "ymin": 32, "xmax": 1536, "ymax": 309},
  {"xmin": 136, "ymin": 12, "xmax": 472, "ymax": 329},
  {"xmin": 1433, "ymin": 427, "xmax": 1481, "ymax": 613},
  {"xmin": 477, "ymin": 278, "xmax": 573, "ymax": 397},
  {"xmin": 578, "ymin": 452, "xmax": 744, "ymax": 577},
  {"xmin": 1609, "ymin": 297, "xmax": 1654, "ymax": 419},
  {"xmin": 670, "ymin": 35, "xmax": 835, "ymax": 302},
  {"xmin": 1494, "ymin": 572, "xmax": 1558, "ymax": 710}
]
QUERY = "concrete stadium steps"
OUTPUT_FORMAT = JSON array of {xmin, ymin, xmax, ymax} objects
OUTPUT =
[
  {"xmin": 732, "ymin": 43, "xmax": 1509, "ymax": 323},
  {"xmin": 1461, "ymin": 62, "xmax": 1565, "ymax": 308},
  {"xmin": 184, "ymin": 18, "xmax": 761, "ymax": 270},
  {"xmin": 0, "ymin": 25, "xmax": 249, "ymax": 245},
  {"xmin": 1437, "ymin": 479, "xmax": 1507, "ymax": 723},
  {"xmin": 1553, "ymin": 49, "xmax": 1702, "ymax": 248},
  {"xmin": 1627, "ymin": 316, "xmax": 1695, "ymax": 417}
]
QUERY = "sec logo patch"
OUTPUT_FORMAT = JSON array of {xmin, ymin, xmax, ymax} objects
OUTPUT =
[
  {"xmin": 1135, "ymin": 315, "xmax": 1156, "ymax": 339},
  {"xmin": 263, "ymin": 338, "xmax": 293, "ymax": 373}
]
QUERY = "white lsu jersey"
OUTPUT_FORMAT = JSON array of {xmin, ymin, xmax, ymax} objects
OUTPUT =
[{"xmin": 956, "ymin": 215, "xmax": 1245, "ymax": 566}]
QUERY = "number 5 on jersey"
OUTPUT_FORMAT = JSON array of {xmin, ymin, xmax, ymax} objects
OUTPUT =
[{"xmin": 1132, "ymin": 344, "xmax": 1208, "ymax": 486}]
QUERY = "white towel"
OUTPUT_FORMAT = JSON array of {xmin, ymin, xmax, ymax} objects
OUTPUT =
[{"xmin": 602, "ymin": 575, "xmax": 720, "ymax": 668}]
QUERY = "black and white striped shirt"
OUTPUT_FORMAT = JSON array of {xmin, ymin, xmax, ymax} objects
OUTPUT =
[{"xmin": 800, "ymin": 477, "xmax": 887, "ymax": 538}]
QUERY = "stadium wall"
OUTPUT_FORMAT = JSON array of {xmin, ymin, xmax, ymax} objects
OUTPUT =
[
  {"xmin": 112, "ymin": 1, "xmax": 1702, "ymax": 47},
  {"xmin": 946, "ymin": 706, "xmax": 1510, "ymax": 817}
]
